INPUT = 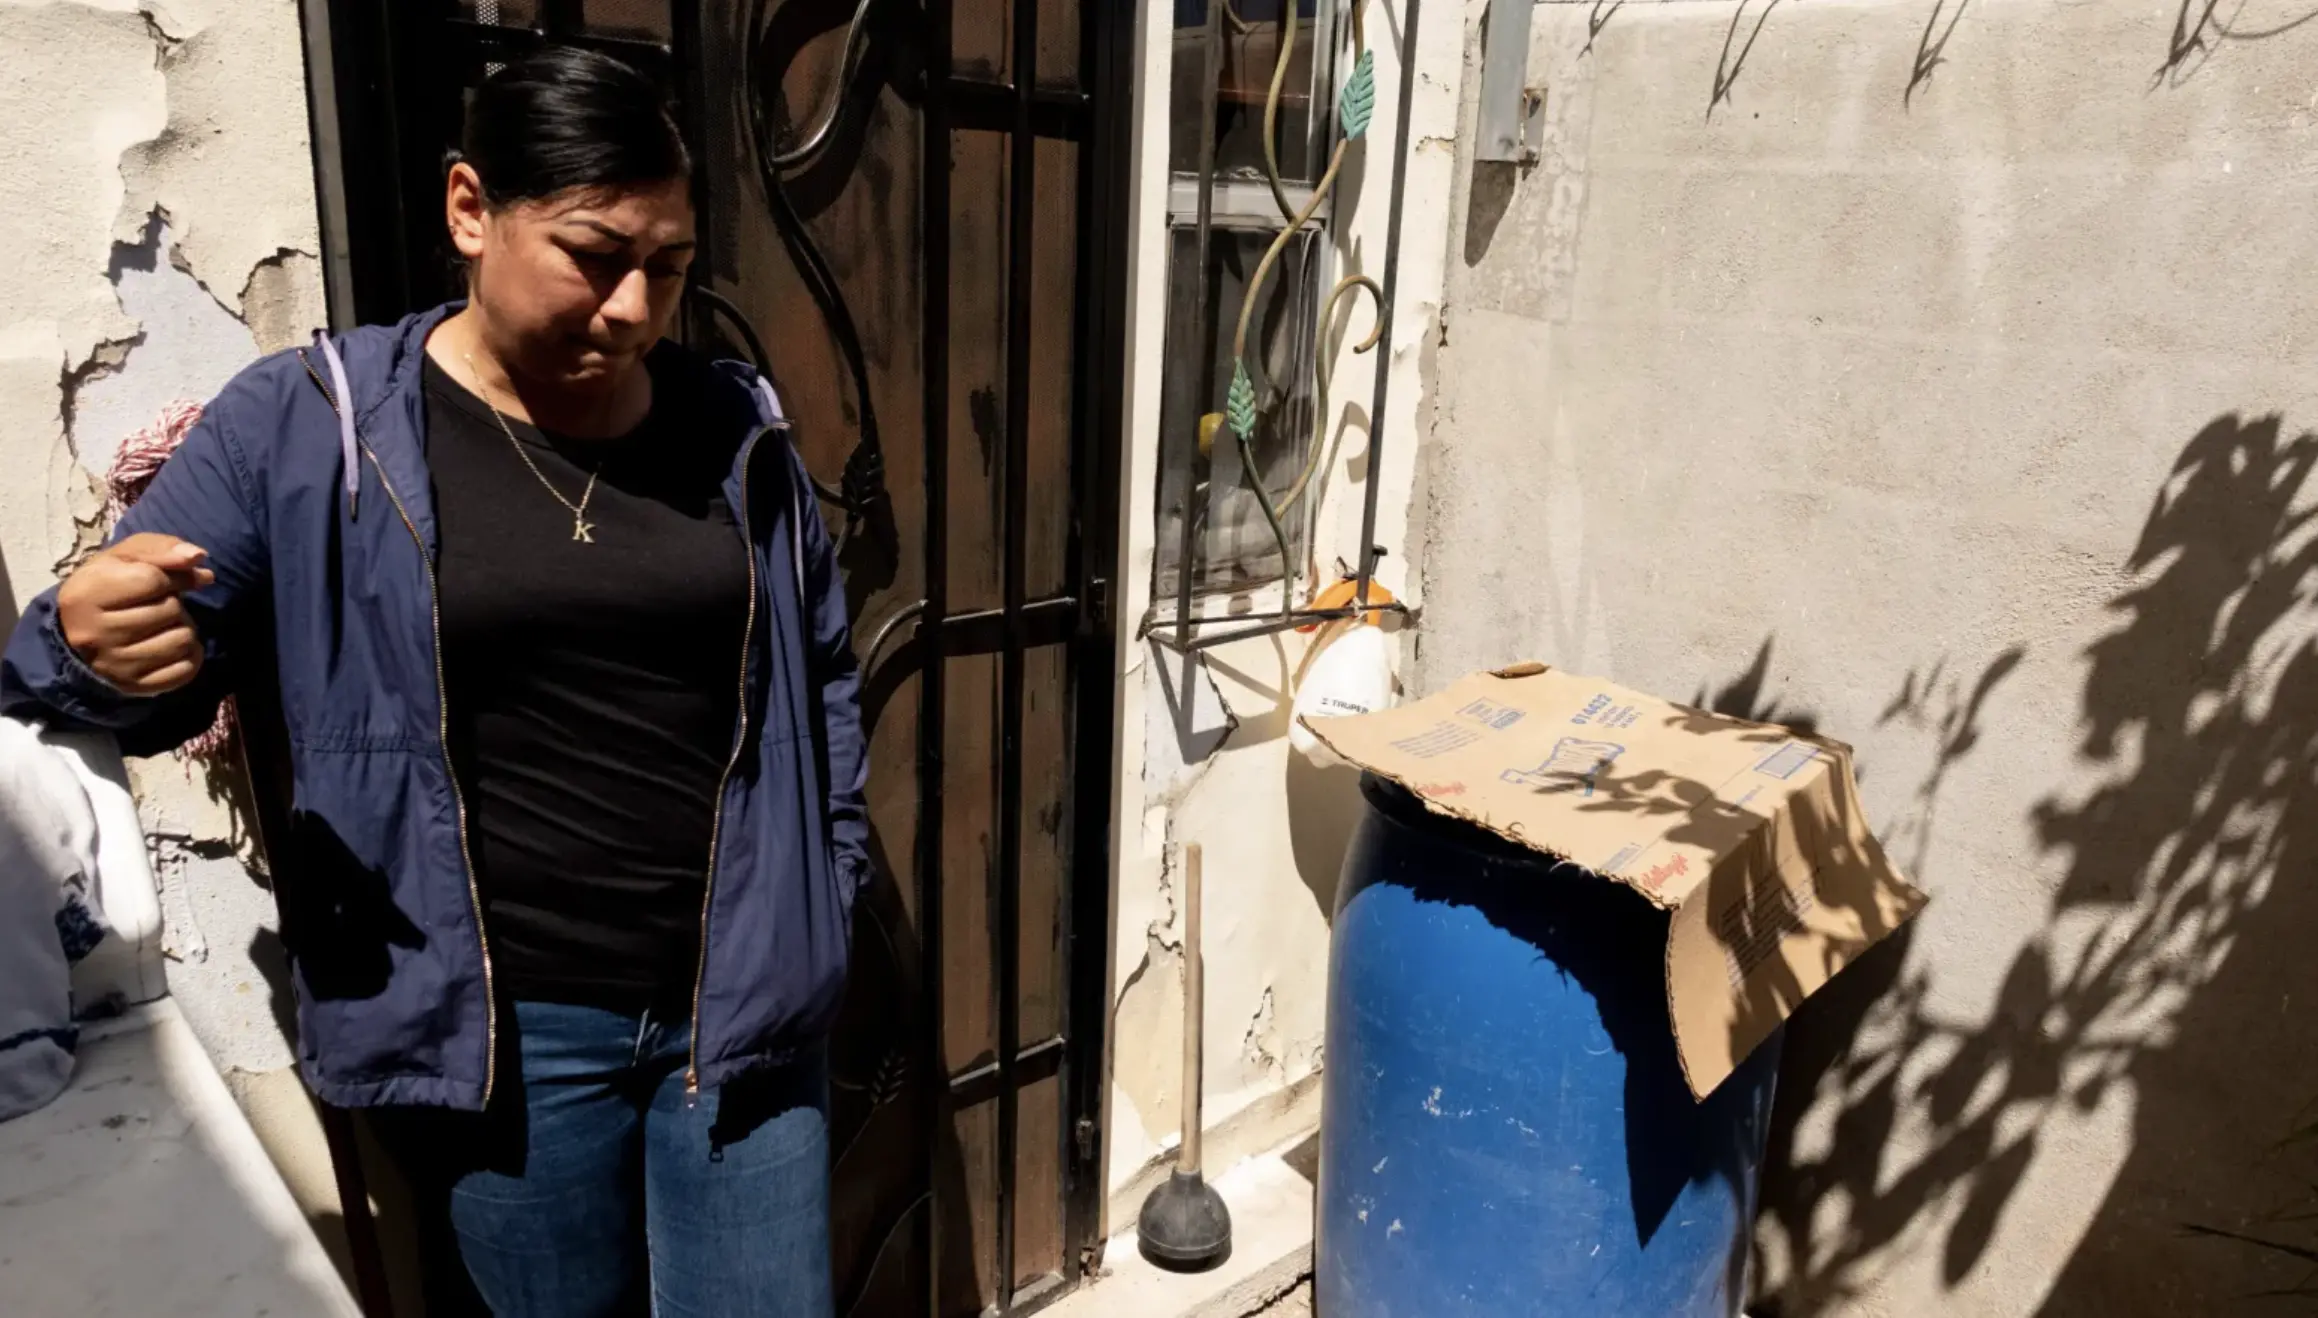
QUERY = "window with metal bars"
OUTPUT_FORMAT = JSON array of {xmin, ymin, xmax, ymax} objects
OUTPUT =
[{"xmin": 1153, "ymin": 0, "xmax": 1340, "ymax": 602}]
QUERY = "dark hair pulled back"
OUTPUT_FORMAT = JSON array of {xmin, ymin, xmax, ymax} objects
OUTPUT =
[{"xmin": 453, "ymin": 45, "xmax": 691, "ymax": 207}]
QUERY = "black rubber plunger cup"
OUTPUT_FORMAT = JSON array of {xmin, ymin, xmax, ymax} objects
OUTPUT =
[
  {"xmin": 1137, "ymin": 842, "xmax": 1233, "ymax": 1272},
  {"xmin": 1138, "ymin": 1169, "xmax": 1232, "ymax": 1271}
]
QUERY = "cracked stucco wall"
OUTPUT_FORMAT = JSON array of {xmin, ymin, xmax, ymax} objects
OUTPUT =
[
  {"xmin": 0, "ymin": 0, "xmax": 334, "ymax": 1257},
  {"xmin": 1417, "ymin": 1, "xmax": 2318, "ymax": 1314},
  {"xmin": 1100, "ymin": 0, "xmax": 1464, "ymax": 1228}
]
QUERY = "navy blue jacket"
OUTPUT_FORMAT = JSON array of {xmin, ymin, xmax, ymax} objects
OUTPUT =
[{"xmin": 0, "ymin": 306, "xmax": 869, "ymax": 1110}]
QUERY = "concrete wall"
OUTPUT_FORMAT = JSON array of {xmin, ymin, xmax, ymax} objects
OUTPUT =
[
  {"xmin": 1100, "ymin": 0, "xmax": 1465, "ymax": 1225},
  {"xmin": 1416, "ymin": 0, "xmax": 2318, "ymax": 1312},
  {"xmin": 0, "ymin": 0, "xmax": 339, "ymax": 1271}
]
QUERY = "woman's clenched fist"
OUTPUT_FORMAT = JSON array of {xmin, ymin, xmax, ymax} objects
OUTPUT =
[{"xmin": 56, "ymin": 533, "xmax": 216, "ymax": 696}]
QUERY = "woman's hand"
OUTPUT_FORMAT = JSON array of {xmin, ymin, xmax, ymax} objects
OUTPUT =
[{"xmin": 57, "ymin": 533, "xmax": 216, "ymax": 696}]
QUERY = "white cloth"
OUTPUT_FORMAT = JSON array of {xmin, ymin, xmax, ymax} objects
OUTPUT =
[
  {"xmin": 0, "ymin": 716, "xmax": 157, "ymax": 1122},
  {"xmin": 44, "ymin": 726, "xmax": 164, "ymax": 1010}
]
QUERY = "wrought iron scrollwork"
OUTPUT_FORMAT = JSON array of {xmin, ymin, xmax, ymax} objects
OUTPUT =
[
  {"xmin": 706, "ymin": 0, "xmax": 894, "ymax": 559},
  {"xmin": 716, "ymin": 15, "xmax": 936, "ymax": 1312},
  {"xmin": 1220, "ymin": 0, "xmax": 1387, "ymax": 622},
  {"xmin": 1155, "ymin": 0, "xmax": 1422, "ymax": 653}
]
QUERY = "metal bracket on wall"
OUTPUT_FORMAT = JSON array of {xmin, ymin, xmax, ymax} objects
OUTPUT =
[
  {"xmin": 1476, "ymin": 0, "xmax": 1542, "ymax": 164},
  {"xmin": 1146, "ymin": 599, "xmax": 1413, "ymax": 654}
]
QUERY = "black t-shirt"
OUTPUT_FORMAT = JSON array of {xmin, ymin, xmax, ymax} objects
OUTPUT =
[{"xmin": 424, "ymin": 352, "xmax": 751, "ymax": 1013}]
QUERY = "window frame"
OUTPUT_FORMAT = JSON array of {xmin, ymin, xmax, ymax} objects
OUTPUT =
[{"xmin": 1152, "ymin": 0, "xmax": 1345, "ymax": 606}]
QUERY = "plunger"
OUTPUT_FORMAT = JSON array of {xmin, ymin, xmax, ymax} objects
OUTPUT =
[{"xmin": 1137, "ymin": 841, "xmax": 1234, "ymax": 1271}]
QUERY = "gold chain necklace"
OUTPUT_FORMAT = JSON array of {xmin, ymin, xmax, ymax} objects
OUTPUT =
[{"xmin": 461, "ymin": 350, "xmax": 603, "ymax": 544}]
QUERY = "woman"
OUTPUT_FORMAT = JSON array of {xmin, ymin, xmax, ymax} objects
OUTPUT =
[{"xmin": 0, "ymin": 46, "xmax": 865, "ymax": 1317}]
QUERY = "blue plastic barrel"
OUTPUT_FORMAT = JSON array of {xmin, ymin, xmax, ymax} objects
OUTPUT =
[{"xmin": 1317, "ymin": 777, "xmax": 1781, "ymax": 1317}]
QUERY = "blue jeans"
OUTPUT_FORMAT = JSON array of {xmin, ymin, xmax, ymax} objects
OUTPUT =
[{"xmin": 377, "ymin": 1000, "xmax": 833, "ymax": 1317}]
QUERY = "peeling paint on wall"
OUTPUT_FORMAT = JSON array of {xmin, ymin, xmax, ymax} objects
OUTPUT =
[
  {"xmin": 1109, "ymin": 815, "xmax": 1188, "ymax": 1149},
  {"xmin": 0, "ymin": 1, "xmax": 162, "ymax": 382},
  {"xmin": 1111, "ymin": 933, "xmax": 1186, "ymax": 1147},
  {"xmin": 2, "ymin": 0, "xmax": 321, "ymax": 588},
  {"xmin": 0, "ymin": 0, "xmax": 333, "ymax": 1241},
  {"xmin": 1141, "ymin": 641, "xmax": 1238, "ymax": 803},
  {"xmin": 115, "ymin": 0, "xmax": 323, "ymax": 329},
  {"xmin": 1099, "ymin": 0, "xmax": 1468, "ymax": 1229},
  {"xmin": 242, "ymin": 250, "xmax": 326, "ymax": 356},
  {"xmin": 1241, "ymin": 984, "xmax": 1281, "ymax": 1078},
  {"xmin": 75, "ymin": 210, "xmax": 263, "ymax": 478}
]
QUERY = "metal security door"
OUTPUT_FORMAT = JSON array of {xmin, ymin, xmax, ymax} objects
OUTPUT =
[{"xmin": 305, "ymin": 1, "xmax": 1132, "ymax": 1313}]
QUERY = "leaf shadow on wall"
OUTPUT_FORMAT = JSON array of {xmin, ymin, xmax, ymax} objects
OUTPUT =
[
  {"xmin": 1694, "ymin": 638, "xmax": 1820, "ymax": 740},
  {"xmin": 1904, "ymin": 0, "xmax": 1971, "ymax": 109},
  {"xmin": 1749, "ymin": 414, "xmax": 2318, "ymax": 1315},
  {"xmin": 1708, "ymin": 0, "xmax": 1784, "ymax": 121},
  {"xmin": 2154, "ymin": 0, "xmax": 2318, "ymax": 90},
  {"xmin": 1586, "ymin": 0, "xmax": 1625, "ymax": 56}
]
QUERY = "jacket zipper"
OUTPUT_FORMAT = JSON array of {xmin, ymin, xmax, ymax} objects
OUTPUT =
[
  {"xmin": 299, "ymin": 351, "xmax": 497, "ymax": 1106},
  {"xmin": 364, "ymin": 446, "xmax": 499, "ymax": 1107},
  {"xmin": 686, "ymin": 425, "xmax": 768, "ymax": 1099}
]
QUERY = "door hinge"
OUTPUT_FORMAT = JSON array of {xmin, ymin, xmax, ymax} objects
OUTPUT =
[{"xmin": 1074, "ymin": 1117, "xmax": 1099, "ymax": 1164}]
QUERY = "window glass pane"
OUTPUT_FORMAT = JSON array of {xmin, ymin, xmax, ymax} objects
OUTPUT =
[
  {"xmin": 1153, "ymin": 225, "xmax": 1322, "ymax": 599},
  {"xmin": 1156, "ymin": 0, "xmax": 1338, "ymax": 602},
  {"xmin": 1169, "ymin": 0, "xmax": 1326, "ymax": 186}
]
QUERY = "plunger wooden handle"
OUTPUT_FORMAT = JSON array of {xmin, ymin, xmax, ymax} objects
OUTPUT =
[{"xmin": 1179, "ymin": 841, "xmax": 1204, "ymax": 1175}]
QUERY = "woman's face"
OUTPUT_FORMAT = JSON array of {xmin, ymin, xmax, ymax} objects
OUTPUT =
[{"xmin": 447, "ymin": 164, "xmax": 696, "ymax": 392}]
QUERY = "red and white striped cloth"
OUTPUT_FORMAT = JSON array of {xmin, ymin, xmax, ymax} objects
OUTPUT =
[{"xmin": 103, "ymin": 400, "xmax": 234, "ymax": 766}]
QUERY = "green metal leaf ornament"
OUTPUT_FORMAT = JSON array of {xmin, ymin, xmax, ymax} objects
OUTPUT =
[
  {"xmin": 1339, "ymin": 50, "xmax": 1376, "ymax": 141},
  {"xmin": 1226, "ymin": 359, "xmax": 1258, "ymax": 440}
]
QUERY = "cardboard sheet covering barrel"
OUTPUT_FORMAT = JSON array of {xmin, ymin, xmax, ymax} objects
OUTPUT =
[{"xmin": 1303, "ymin": 662, "xmax": 1928, "ymax": 1100}]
